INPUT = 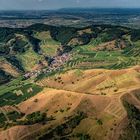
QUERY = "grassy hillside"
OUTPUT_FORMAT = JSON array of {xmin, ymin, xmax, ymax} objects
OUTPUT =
[
  {"xmin": 0, "ymin": 24, "xmax": 140, "ymax": 83},
  {"xmin": 0, "ymin": 24, "xmax": 140, "ymax": 139},
  {"xmin": 0, "ymin": 66, "xmax": 140, "ymax": 140},
  {"xmin": 1, "ymin": 24, "xmax": 140, "ymax": 83}
]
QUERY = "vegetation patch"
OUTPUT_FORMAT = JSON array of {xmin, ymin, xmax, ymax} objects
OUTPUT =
[
  {"xmin": 0, "ymin": 110, "xmax": 25, "ymax": 129},
  {"xmin": 0, "ymin": 84, "xmax": 42, "ymax": 107},
  {"xmin": 0, "ymin": 69, "xmax": 12, "ymax": 85},
  {"xmin": 120, "ymin": 101, "xmax": 140, "ymax": 140},
  {"xmin": 16, "ymin": 111, "xmax": 53, "ymax": 125},
  {"xmin": 37, "ymin": 112, "xmax": 86, "ymax": 140}
]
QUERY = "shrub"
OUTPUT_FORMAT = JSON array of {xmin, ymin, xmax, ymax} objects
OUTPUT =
[
  {"xmin": 34, "ymin": 99, "xmax": 38, "ymax": 103},
  {"xmin": 97, "ymin": 119, "xmax": 103, "ymax": 125},
  {"xmin": 25, "ymin": 111, "xmax": 46, "ymax": 124},
  {"xmin": 75, "ymin": 133, "xmax": 91, "ymax": 140}
]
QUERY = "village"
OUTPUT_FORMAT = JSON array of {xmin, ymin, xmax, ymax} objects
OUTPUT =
[{"xmin": 24, "ymin": 52, "xmax": 72, "ymax": 79}]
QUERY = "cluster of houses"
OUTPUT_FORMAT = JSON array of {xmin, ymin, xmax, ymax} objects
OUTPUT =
[{"xmin": 24, "ymin": 53, "xmax": 72, "ymax": 79}]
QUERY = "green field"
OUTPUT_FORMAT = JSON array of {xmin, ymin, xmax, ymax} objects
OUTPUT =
[{"xmin": 0, "ymin": 77, "xmax": 42, "ymax": 107}]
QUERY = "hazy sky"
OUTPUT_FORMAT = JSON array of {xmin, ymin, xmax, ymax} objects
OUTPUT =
[{"xmin": 1, "ymin": 0, "xmax": 140, "ymax": 10}]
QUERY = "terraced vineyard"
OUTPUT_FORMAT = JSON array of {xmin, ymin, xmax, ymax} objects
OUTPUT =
[{"xmin": 105, "ymin": 95, "xmax": 126, "ymax": 119}]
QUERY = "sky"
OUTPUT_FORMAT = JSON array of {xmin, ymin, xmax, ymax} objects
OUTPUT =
[{"xmin": 1, "ymin": 0, "xmax": 140, "ymax": 10}]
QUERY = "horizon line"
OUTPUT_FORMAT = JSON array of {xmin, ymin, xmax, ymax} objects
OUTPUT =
[{"xmin": 1, "ymin": 7, "xmax": 140, "ymax": 11}]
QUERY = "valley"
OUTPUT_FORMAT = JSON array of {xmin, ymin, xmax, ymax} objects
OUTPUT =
[{"xmin": 0, "ymin": 22, "xmax": 140, "ymax": 140}]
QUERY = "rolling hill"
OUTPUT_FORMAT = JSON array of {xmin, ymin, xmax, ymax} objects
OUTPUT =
[{"xmin": 0, "ymin": 23, "xmax": 140, "ymax": 140}]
